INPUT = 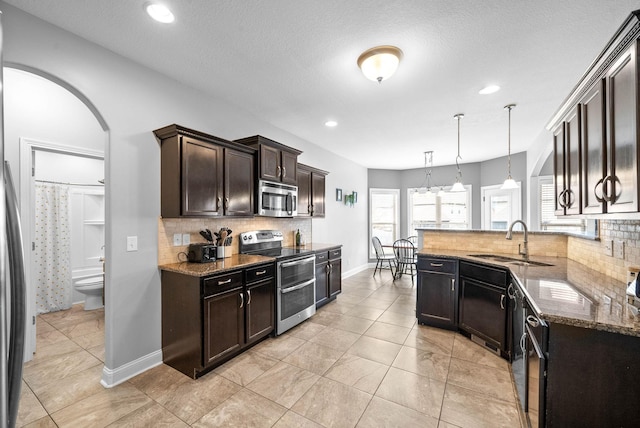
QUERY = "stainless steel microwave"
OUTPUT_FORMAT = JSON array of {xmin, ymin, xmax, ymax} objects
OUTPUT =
[{"xmin": 258, "ymin": 180, "xmax": 297, "ymax": 217}]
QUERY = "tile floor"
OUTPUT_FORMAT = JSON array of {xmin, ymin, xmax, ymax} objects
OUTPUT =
[{"xmin": 17, "ymin": 269, "xmax": 524, "ymax": 427}]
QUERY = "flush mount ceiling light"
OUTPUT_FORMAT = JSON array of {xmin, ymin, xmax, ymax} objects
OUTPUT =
[
  {"xmin": 479, "ymin": 85, "xmax": 500, "ymax": 95},
  {"xmin": 357, "ymin": 45, "xmax": 403, "ymax": 83},
  {"xmin": 451, "ymin": 113, "xmax": 466, "ymax": 192},
  {"xmin": 501, "ymin": 104, "xmax": 520, "ymax": 190},
  {"xmin": 324, "ymin": 120, "xmax": 338, "ymax": 127},
  {"xmin": 145, "ymin": 2, "xmax": 175, "ymax": 23}
]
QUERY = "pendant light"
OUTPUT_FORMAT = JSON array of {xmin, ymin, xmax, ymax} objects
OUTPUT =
[
  {"xmin": 450, "ymin": 113, "xmax": 466, "ymax": 192},
  {"xmin": 416, "ymin": 151, "xmax": 434, "ymax": 194},
  {"xmin": 501, "ymin": 104, "xmax": 519, "ymax": 190}
]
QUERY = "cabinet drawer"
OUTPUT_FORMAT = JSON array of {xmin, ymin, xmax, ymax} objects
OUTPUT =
[
  {"xmin": 418, "ymin": 257, "xmax": 457, "ymax": 274},
  {"xmin": 460, "ymin": 261, "xmax": 507, "ymax": 288},
  {"xmin": 246, "ymin": 263, "xmax": 275, "ymax": 284},
  {"xmin": 316, "ymin": 251, "xmax": 329, "ymax": 263},
  {"xmin": 203, "ymin": 271, "xmax": 243, "ymax": 296},
  {"xmin": 329, "ymin": 248, "xmax": 341, "ymax": 260}
]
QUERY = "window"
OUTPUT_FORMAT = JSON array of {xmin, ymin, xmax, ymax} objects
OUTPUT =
[
  {"xmin": 481, "ymin": 184, "xmax": 522, "ymax": 230},
  {"xmin": 407, "ymin": 185, "xmax": 471, "ymax": 236},
  {"xmin": 370, "ymin": 188, "xmax": 400, "ymax": 258},
  {"xmin": 538, "ymin": 176, "xmax": 586, "ymax": 232}
]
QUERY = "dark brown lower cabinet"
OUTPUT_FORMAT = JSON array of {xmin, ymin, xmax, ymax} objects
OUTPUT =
[
  {"xmin": 315, "ymin": 247, "xmax": 342, "ymax": 308},
  {"xmin": 416, "ymin": 257, "xmax": 458, "ymax": 330},
  {"xmin": 162, "ymin": 262, "xmax": 275, "ymax": 379},
  {"xmin": 203, "ymin": 286, "xmax": 243, "ymax": 365}
]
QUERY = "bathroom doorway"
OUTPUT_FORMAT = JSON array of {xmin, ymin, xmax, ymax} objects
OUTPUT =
[{"xmin": 5, "ymin": 67, "xmax": 108, "ymax": 362}]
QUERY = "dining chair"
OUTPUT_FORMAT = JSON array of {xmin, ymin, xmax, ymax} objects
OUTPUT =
[
  {"xmin": 372, "ymin": 236, "xmax": 396, "ymax": 277},
  {"xmin": 392, "ymin": 238, "xmax": 417, "ymax": 285},
  {"xmin": 407, "ymin": 235, "xmax": 418, "ymax": 247}
]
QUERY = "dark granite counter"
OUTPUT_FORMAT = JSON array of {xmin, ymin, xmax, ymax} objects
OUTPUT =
[
  {"xmin": 417, "ymin": 250, "xmax": 640, "ymax": 337},
  {"xmin": 159, "ymin": 254, "xmax": 274, "ymax": 277},
  {"xmin": 283, "ymin": 243, "xmax": 342, "ymax": 252}
]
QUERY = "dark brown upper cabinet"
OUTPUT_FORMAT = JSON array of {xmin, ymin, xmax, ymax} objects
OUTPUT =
[
  {"xmin": 234, "ymin": 135, "xmax": 301, "ymax": 186},
  {"xmin": 154, "ymin": 124, "xmax": 255, "ymax": 218},
  {"xmin": 548, "ymin": 11, "xmax": 640, "ymax": 215},
  {"xmin": 297, "ymin": 163, "xmax": 328, "ymax": 217}
]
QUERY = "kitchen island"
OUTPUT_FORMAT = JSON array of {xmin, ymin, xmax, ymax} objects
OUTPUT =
[{"xmin": 417, "ymin": 250, "xmax": 640, "ymax": 427}]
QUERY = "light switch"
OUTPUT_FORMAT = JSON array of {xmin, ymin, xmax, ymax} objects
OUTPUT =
[
  {"xmin": 182, "ymin": 233, "xmax": 190, "ymax": 245},
  {"xmin": 127, "ymin": 236, "xmax": 138, "ymax": 252},
  {"xmin": 173, "ymin": 233, "xmax": 182, "ymax": 246}
]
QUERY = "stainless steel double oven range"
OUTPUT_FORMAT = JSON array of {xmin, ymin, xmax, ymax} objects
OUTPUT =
[{"xmin": 239, "ymin": 230, "xmax": 315, "ymax": 335}]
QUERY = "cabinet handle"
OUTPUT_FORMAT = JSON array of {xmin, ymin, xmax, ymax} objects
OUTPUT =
[
  {"xmin": 224, "ymin": 197, "xmax": 229, "ymax": 209},
  {"xmin": 216, "ymin": 197, "xmax": 221, "ymax": 211},
  {"xmin": 276, "ymin": 166, "xmax": 281, "ymax": 178},
  {"xmin": 218, "ymin": 278, "xmax": 232, "ymax": 285},
  {"xmin": 520, "ymin": 332, "xmax": 527, "ymax": 353},
  {"xmin": 565, "ymin": 189, "xmax": 575, "ymax": 208},
  {"xmin": 526, "ymin": 315, "xmax": 540, "ymax": 327},
  {"xmin": 507, "ymin": 283, "xmax": 515, "ymax": 299},
  {"xmin": 430, "ymin": 263, "xmax": 443, "ymax": 267},
  {"xmin": 500, "ymin": 294, "xmax": 505, "ymax": 310},
  {"xmin": 282, "ymin": 167, "xmax": 286, "ymax": 178},
  {"xmin": 239, "ymin": 292, "xmax": 244, "ymax": 308},
  {"xmin": 451, "ymin": 278, "xmax": 455, "ymax": 292},
  {"xmin": 255, "ymin": 270, "xmax": 267, "ymax": 276},
  {"xmin": 594, "ymin": 177, "xmax": 605, "ymax": 203},
  {"xmin": 603, "ymin": 175, "xmax": 620, "ymax": 203},
  {"xmin": 247, "ymin": 290, "xmax": 251, "ymax": 305},
  {"xmin": 557, "ymin": 189, "xmax": 567, "ymax": 208}
]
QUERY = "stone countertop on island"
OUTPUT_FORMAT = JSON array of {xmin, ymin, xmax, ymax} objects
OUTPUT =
[
  {"xmin": 418, "ymin": 250, "xmax": 640, "ymax": 337},
  {"xmin": 159, "ymin": 254, "xmax": 275, "ymax": 277}
]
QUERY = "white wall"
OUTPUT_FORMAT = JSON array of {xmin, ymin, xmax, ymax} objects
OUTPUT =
[{"xmin": 0, "ymin": 2, "xmax": 369, "ymax": 384}]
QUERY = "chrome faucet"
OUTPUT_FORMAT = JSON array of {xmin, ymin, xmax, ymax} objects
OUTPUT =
[{"xmin": 506, "ymin": 220, "xmax": 529, "ymax": 261}]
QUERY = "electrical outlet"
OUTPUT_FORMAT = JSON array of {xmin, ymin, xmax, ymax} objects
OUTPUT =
[
  {"xmin": 603, "ymin": 294, "xmax": 612, "ymax": 305},
  {"xmin": 127, "ymin": 236, "xmax": 138, "ymax": 252},
  {"xmin": 614, "ymin": 240, "xmax": 625, "ymax": 259},
  {"xmin": 604, "ymin": 240, "xmax": 613, "ymax": 257},
  {"xmin": 182, "ymin": 233, "xmax": 190, "ymax": 245},
  {"xmin": 173, "ymin": 233, "xmax": 182, "ymax": 246}
]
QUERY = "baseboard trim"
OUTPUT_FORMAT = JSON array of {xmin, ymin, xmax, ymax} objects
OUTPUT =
[
  {"xmin": 100, "ymin": 350, "xmax": 163, "ymax": 388},
  {"xmin": 342, "ymin": 263, "xmax": 370, "ymax": 278}
]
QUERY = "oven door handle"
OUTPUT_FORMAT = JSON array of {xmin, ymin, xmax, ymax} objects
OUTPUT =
[
  {"xmin": 280, "ymin": 278, "xmax": 315, "ymax": 294},
  {"xmin": 280, "ymin": 256, "xmax": 315, "ymax": 268}
]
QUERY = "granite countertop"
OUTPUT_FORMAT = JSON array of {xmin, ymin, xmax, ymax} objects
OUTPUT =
[
  {"xmin": 159, "ymin": 254, "xmax": 274, "ymax": 277},
  {"xmin": 418, "ymin": 250, "xmax": 640, "ymax": 337},
  {"xmin": 283, "ymin": 243, "xmax": 342, "ymax": 252}
]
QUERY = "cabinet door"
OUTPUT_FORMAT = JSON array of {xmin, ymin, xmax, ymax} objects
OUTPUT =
[
  {"xmin": 526, "ymin": 325, "xmax": 546, "ymax": 428},
  {"xmin": 580, "ymin": 79, "xmax": 607, "ymax": 214},
  {"xmin": 311, "ymin": 173, "xmax": 326, "ymax": 217},
  {"xmin": 245, "ymin": 280, "xmax": 275, "ymax": 345},
  {"xmin": 417, "ymin": 271, "xmax": 456, "ymax": 329},
  {"xmin": 203, "ymin": 287, "xmax": 244, "ymax": 366},
  {"xmin": 224, "ymin": 148, "xmax": 254, "ymax": 216},
  {"xmin": 281, "ymin": 150, "xmax": 298, "ymax": 185},
  {"xmin": 260, "ymin": 145, "xmax": 281, "ymax": 182},
  {"xmin": 315, "ymin": 261, "xmax": 329, "ymax": 306},
  {"xmin": 328, "ymin": 259, "xmax": 342, "ymax": 298},
  {"xmin": 297, "ymin": 167, "xmax": 312, "ymax": 216},
  {"xmin": 564, "ymin": 106, "xmax": 582, "ymax": 215},
  {"xmin": 606, "ymin": 44, "xmax": 639, "ymax": 213},
  {"xmin": 182, "ymin": 137, "xmax": 223, "ymax": 216},
  {"xmin": 459, "ymin": 276, "xmax": 507, "ymax": 352},
  {"xmin": 552, "ymin": 123, "xmax": 566, "ymax": 216}
]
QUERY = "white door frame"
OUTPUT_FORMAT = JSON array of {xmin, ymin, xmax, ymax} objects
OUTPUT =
[
  {"xmin": 481, "ymin": 183, "xmax": 522, "ymax": 230},
  {"xmin": 19, "ymin": 137, "xmax": 103, "ymax": 362}
]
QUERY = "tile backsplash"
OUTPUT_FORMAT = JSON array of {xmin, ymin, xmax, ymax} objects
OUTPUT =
[{"xmin": 159, "ymin": 217, "xmax": 312, "ymax": 265}]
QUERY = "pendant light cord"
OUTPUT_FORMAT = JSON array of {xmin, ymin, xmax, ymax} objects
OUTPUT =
[
  {"xmin": 454, "ymin": 114, "xmax": 464, "ymax": 180},
  {"xmin": 505, "ymin": 104, "xmax": 516, "ymax": 179}
]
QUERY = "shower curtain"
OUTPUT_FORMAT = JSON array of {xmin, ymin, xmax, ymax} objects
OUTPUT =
[{"xmin": 34, "ymin": 183, "xmax": 72, "ymax": 314}]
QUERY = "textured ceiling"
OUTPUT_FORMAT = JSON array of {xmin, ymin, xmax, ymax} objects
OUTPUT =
[{"xmin": 5, "ymin": 0, "xmax": 639, "ymax": 169}]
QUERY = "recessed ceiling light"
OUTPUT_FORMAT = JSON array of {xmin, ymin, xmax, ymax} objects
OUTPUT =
[
  {"xmin": 479, "ymin": 85, "xmax": 500, "ymax": 95},
  {"xmin": 145, "ymin": 2, "xmax": 175, "ymax": 23},
  {"xmin": 325, "ymin": 120, "xmax": 338, "ymax": 127}
]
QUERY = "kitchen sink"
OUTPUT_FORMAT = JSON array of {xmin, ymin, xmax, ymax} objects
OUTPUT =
[{"xmin": 468, "ymin": 254, "xmax": 554, "ymax": 267}]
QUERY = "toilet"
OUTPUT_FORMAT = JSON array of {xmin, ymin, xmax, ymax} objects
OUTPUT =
[{"xmin": 74, "ymin": 276, "xmax": 104, "ymax": 310}]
